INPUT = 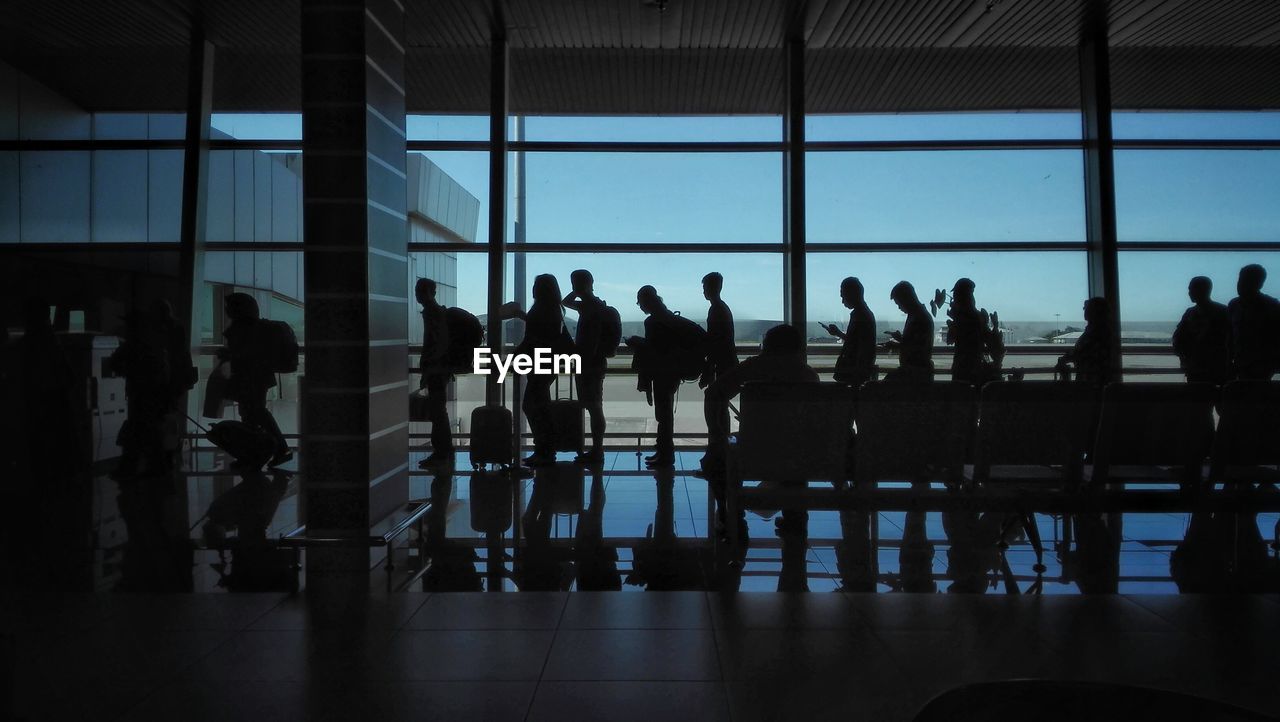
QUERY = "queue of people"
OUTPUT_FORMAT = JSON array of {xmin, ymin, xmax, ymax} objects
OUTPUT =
[{"xmin": 413, "ymin": 263, "xmax": 1280, "ymax": 483}]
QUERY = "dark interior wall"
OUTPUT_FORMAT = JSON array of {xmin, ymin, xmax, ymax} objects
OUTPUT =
[{"xmin": 1, "ymin": 252, "xmax": 180, "ymax": 337}]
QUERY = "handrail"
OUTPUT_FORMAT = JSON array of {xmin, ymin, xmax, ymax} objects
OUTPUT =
[{"xmin": 276, "ymin": 499, "xmax": 431, "ymax": 549}]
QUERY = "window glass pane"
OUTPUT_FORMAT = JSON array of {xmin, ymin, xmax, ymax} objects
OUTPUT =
[
  {"xmin": 518, "ymin": 152, "xmax": 781, "ymax": 243},
  {"xmin": 1115, "ymin": 150, "xmax": 1280, "ymax": 243},
  {"xmin": 205, "ymin": 150, "xmax": 303, "ymax": 243},
  {"xmin": 806, "ymin": 112, "xmax": 1081, "ymax": 142},
  {"xmin": 408, "ymin": 115, "xmax": 489, "ymax": 141},
  {"xmin": 211, "ymin": 113, "xmax": 302, "ymax": 140},
  {"xmin": 807, "ymin": 150, "xmax": 1085, "ymax": 243},
  {"xmin": 93, "ymin": 113, "xmax": 185, "ymax": 140},
  {"xmin": 1112, "ymin": 112, "xmax": 1280, "ymax": 140},
  {"xmin": 1119, "ymin": 251, "xmax": 1280, "ymax": 327},
  {"xmin": 520, "ymin": 115, "xmax": 782, "ymax": 143}
]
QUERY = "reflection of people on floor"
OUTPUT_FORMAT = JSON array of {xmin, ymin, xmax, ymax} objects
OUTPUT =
[
  {"xmin": 421, "ymin": 462, "xmax": 482, "ymax": 592},
  {"xmin": 895, "ymin": 510, "xmax": 937, "ymax": 593},
  {"xmin": 202, "ymin": 469, "xmax": 294, "ymax": 592},
  {"xmin": 628, "ymin": 468, "xmax": 713, "ymax": 590},
  {"xmin": 1171, "ymin": 512, "xmax": 1280, "ymax": 593},
  {"xmin": 574, "ymin": 469, "xmax": 621, "ymax": 590},
  {"xmin": 517, "ymin": 463, "xmax": 580, "ymax": 591}
]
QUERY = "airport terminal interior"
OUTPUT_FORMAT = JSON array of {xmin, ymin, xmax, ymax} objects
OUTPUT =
[{"xmin": 3, "ymin": 0, "xmax": 1280, "ymax": 720}]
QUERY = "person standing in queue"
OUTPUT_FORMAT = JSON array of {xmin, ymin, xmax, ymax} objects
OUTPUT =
[
  {"xmin": 562, "ymin": 269, "xmax": 609, "ymax": 464},
  {"xmin": 416, "ymin": 278, "xmax": 454, "ymax": 465},
  {"xmin": 824, "ymin": 276, "xmax": 877, "ymax": 389}
]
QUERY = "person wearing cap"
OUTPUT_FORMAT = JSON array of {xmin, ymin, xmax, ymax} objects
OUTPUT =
[
  {"xmin": 945, "ymin": 278, "xmax": 1004, "ymax": 385},
  {"xmin": 624, "ymin": 285, "xmax": 682, "ymax": 468},
  {"xmin": 885, "ymin": 281, "xmax": 934, "ymax": 383},
  {"xmin": 824, "ymin": 276, "xmax": 877, "ymax": 388}
]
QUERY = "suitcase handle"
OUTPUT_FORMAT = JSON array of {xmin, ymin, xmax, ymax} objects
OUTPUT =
[{"xmin": 555, "ymin": 373, "xmax": 575, "ymax": 401}]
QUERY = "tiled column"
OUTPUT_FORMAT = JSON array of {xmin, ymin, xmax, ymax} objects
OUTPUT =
[{"xmin": 301, "ymin": 0, "xmax": 409, "ymax": 596}]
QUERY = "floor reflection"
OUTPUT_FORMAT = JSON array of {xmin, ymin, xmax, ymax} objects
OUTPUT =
[{"xmin": 49, "ymin": 448, "xmax": 1280, "ymax": 594}]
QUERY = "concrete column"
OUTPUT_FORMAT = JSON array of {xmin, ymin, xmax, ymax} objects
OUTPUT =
[{"xmin": 300, "ymin": 0, "xmax": 410, "ymax": 596}]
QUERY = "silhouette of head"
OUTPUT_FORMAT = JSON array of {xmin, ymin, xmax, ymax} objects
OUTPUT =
[
  {"xmin": 415, "ymin": 278, "xmax": 437, "ymax": 306},
  {"xmin": 1083, "ymin": 296, "xmax": 1109, "ymax": 326},
  {"xmin": 761, "ymin": 324, "xmax": 803, "ymax": 355},
  {"xmin": 532, "ymin": 274, "xmax": 563, "ymax": 309},
  {"xmin": 570, "ymin": 269, "xmax": 594, "ymax": 296},
  {"xmin": 890, "ymin": 281, "xmax": 919, "ymax": 313},
  {"xmin": 1238, "ymin": 264, "xmax": 1267, "ymax": 297},
  {"xmin": 224, "ymin": 292, "xmax": 260, "ymax": 322},
  {"xmin": 150, "ymin": 298, "xmax": 177, "ymax": 325},
  {"xmin": 840, "ymin": 277, "xmax": 864, "ymax": 309},
  {"xmin": 952, "ymin": 277, "xmax": 975, "ymax": 301},
  {"xmin": 636, "ymin": 285, "xmax": 663, "ymax": 315},
  {"xmin": 1188, "ymin": 276, "xmax": 1212, "ymax": 304},
  {"xmin": 702, "ymin": 272, "xmax": 723, "ymax": 301}
]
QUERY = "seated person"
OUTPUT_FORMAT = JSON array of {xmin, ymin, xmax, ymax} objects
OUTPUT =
[{"xmin": 699, "ymin": 324, "xmax": 819, "ymax": 536}]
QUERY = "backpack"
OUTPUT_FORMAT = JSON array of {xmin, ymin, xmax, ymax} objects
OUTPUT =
[
  {"xmin": 445, "ymin": 306, "xmax": 485, "ymax": 373},
  {"xmin": 664, "ymin": 312, "xmax": 709, "ymax": 382},
  {"xmin": 263, "ymin": 320, "xmax": 299, "ymax": 374},
  {"xmin": 599, "ymin": 303, "xmax": 623, "ymax": 358}
]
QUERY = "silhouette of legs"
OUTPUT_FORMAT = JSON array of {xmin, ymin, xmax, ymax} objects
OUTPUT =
[
  {"xmin": 577, "ymin": 368, "xmax": 606, "ymax": 458},
  {"xmin": 651, "ymin": 378, "xmax": 679, "ymax": 465},
  {"xmin": 424, "ymin": 373, "xmax": 453, "ymax": 457},
  {"xmin": 523, "ymin": 373, "xmax": 555, "ymax": 462}
]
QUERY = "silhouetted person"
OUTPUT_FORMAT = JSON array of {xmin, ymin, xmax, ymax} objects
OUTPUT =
[
  {"xmin": 218, "ymin": 293, "xmax": 290, "ymax": 467},
  {"xmin": 1228, "ymin": 264, "xmax": 1280, "ymax": 380},
  {"xmin": 8, "ymin": 298, "xmax": 92, "ymax": 590},
  {"xmin": 885, "ymin": 281, "xmax": 934, "ymax": 383},
  {"xmin": 945, "ymin": 278, "xmax": 1004, "ymax": 384},
  {"xmin": 1056, "ymin": 297, "xmax": 1113, "ymax": 388},
  {"xmin": 701, "ymin": 324, "xmax": 818, "ymax": 541},
  {"xmin": 562, "ymin": 269, "xmax": 608, "ymax": 463},
  {"xmin": 416, "ymin": 278, "xmax": 454, "ymax": 465},
  {"xmin": 625, "ymin": 286, "xmax": 683, "ymax": 468},
  {"xmin": 111, "ymin": 300, "xmax": 194, "ymax": 480},
  {"xmin": 825, "ymin": 276, "xmax": 877, "ymax": 388},
  {"xmin": 697, "ymin": 272, "xmax": 739, "ymax": 473},
  {"xmin": 1172, "ymin": 276, "xmax": 1231, "ymax": 385},
  {"xmin": 503, "ymin": 274, "xmax": 575, "ymax": 467}
]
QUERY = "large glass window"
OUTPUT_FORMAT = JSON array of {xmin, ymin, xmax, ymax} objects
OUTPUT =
[
  {"xmin": 1115, "ymin": 150, "xmax": 1280, "ymax": 243},
  {"xmin": 807, "ymin": 150, "xmax": 1086, "ymax": 244},
  {"xmin": 515, "ymin": 151, "xmax": 782, "ymax": 244}
]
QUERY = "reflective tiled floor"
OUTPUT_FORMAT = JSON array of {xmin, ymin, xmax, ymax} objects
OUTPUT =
[
  {"xmin": 5, "ymin": 591, "xmax": 1279, "ymax": 721},
  {"xmin": 83, "ymin": 449, "xmax": 1280, "ymax": 594}
]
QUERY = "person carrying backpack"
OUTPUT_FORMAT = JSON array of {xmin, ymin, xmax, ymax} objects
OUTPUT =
[
  {"xmin": 217, "ymin": 293, "xmax": 291, "ymax": 468},
  {"xmin": 562, "ymin": 269, "xmax": 619, "ymax": 464},
  {"xmin": 416, "ymin": 278, "xmax": 454, "ymax": 465},
  {"xmin": 625, "ymin": 285, "xmax": 706, "ymax": 469}
]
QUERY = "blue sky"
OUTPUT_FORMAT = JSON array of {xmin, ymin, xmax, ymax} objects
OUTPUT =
[{"xmin": 212, "ymin": 111, "xmax": 1280, "ymax": 324}]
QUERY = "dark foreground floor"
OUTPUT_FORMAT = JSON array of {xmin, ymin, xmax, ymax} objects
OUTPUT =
[{"xmin": 5, "ymin": 591, "xmax": 1278, "ymax": 721}]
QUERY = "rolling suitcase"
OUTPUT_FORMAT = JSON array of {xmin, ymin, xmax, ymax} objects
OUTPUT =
[
  {"xmin": 470, "ymin": 404, "xmax": 513, "ymax": 468},
  {"xmin": 549, "ymin": 378, "xmax": 585, "ymax": 454},
  {"xmin": 205, "ymin": 419, "xmax": 275, "ymax": 470}
]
